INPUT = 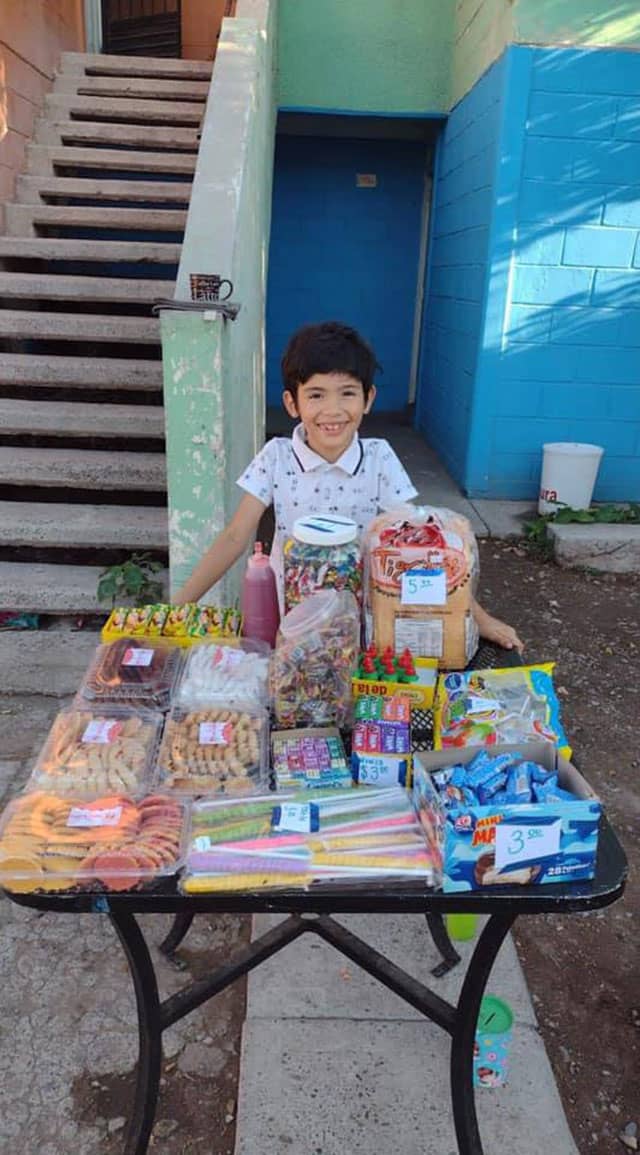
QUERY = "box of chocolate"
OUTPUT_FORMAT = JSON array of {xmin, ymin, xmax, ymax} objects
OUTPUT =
[{"xmin": 412, "ymin": 742, "xmax": 601, "ymax": 892}]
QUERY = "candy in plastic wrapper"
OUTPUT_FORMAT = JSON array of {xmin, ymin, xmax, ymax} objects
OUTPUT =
[
  {"xmin": 477, "ymin": 771, "xmax": 508, "ymax": 805},
  {"xmin": 504, "ymin": 764, "xmax": 533, "ymax": 803},
  {"xmin": 465, "ymin": 751, "xmax": 514, "ymax": 789},
  {"xmin": 272, "ymin": 590, "xmax": 359, "ymax": 728}
]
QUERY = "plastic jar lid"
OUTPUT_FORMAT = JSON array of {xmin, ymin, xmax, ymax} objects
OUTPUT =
[{"xmin": 292, "ymin": 514, "xmax": 358, "ymax": 546}]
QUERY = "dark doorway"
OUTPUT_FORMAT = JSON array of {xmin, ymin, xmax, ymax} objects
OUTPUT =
[{"xmin": 101, "ymin": 0, "xmax": 182, "ymax": 57}]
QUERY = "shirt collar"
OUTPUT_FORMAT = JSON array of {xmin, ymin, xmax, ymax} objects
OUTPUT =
[{"xmin": 291, "ymin": 423, "xmax": 363, "ymax": 475}]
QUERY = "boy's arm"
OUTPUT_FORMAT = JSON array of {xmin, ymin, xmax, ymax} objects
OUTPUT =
[
  {"xmin": 173, "ymin": 493, "xmax": 267, "ymax": 604},
  {"xmin": 472, "ymin": 598, "xmax": 524, "ymax": 653}
]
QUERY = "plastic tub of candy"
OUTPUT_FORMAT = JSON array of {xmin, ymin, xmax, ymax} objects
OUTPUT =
[
  {"xmin": 176, "ymin": 638, "xmax": 271, "ymax": 710},
  {"xmin": 283, "ymin": 514, "xmax": 362, "ymax": 612},
  {"xmin": 0, "ymin": 791, "xmax": 188, "ymax": 893},
  {"xmin": 77, "ymin": 638, "xmax": 182, "ymax": 711},
  {"xmin": 272, "ymin": 589, "xmax": 360, "ymax": 728},
  {"xmin": 27, "ymin": 707, "xmax": 163, "ymax": 798},
  {"xmin": 157, "ymin": 704, "xmax": 269, "ymax": 795}
]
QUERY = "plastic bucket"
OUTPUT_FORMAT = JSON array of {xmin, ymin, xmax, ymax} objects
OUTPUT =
[
  {"xmin": 538, "ymin": 442, "xmax": 604, "ymax": 514},
  {"xmin": 473, "ymin": 996, "xmax": 513, "ymax": 1088}
]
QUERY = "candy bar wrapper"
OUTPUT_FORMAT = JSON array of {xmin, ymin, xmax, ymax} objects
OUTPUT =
[{"xmin": 163, "ymin": 603, "xmax": 198, "ymax": 637}]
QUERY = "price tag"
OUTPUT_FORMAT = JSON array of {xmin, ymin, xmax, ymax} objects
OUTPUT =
[
  {"xmin": 122, "ymin": 647, "xmax": 154, "ymax": 668},
  {"xmin": 68, "ymin": 806, "xmax": 123, "ymax": 828},
  {"xmin": 81, "ymin": 719, "xmax": 122, "ymax": 744},
  {"xmin": 211, "ymin": 647, "xmax": 244, "ymax": 672},
  {"xmin": 494, "ymin": 819, "xmax": 561, "ymax": 871},
  {"xmin": 272, "ymin": 803, "xmax": 319, "ymax": 833},
  {"xmin": 400, "ymin": 568, "xmax": 447, "ymax": 606},
  {"xmin": 199, "ymin": 721, "xmax": 232, "ymax": 745},
  {"xmin": 193, "ymin": 835, "xmax": 212, "ymax": 852},
  {"xmin": 355, "ymin": 757, "xmax": 405, "ymax": 787}
]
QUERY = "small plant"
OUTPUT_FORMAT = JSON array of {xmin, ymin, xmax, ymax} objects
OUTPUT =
[
  {"xmin": 97, "ymin": 552, "xmax": 164, "ymax": 608},
  {"xmin": 524, "ymin": 503, "xmax": 640, "ymax": 559}
]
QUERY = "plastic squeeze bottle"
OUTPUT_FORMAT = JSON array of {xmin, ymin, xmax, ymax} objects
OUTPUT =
[{"xmin": 241, "ymin": 542, "xmax": 280, "ymax": 648}]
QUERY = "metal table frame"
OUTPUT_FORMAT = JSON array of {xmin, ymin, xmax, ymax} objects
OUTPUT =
[{"xmin": 7, "ymin": 817, "xmax": 627, "ymax": 1155}]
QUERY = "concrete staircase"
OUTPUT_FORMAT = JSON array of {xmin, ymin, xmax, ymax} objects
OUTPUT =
[{"xmin": 0, "ymin": 51, "xmax": 212, "ymax": 615}]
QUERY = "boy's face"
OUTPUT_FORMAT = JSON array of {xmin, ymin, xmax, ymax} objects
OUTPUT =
[{"xmin": 283, "ymin": 372, "xmax": 375, "ymax": 463}]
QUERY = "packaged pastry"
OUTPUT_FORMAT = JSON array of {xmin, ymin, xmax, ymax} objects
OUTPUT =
[
  {"xmin": 0, "ymin": 791, "xmax": 186, "ymax": 893},
  {"xmin": 283, "ymin": 515, "xmax": 363, "ymax": 612},
  {"xmin": 162, "ymin": 603, "xmax": 198, "ymax": 638},
  {"xmin": 106, "ymin": 604, "xmax": 169, "ymax": 637},
  {"xmin": 27, "ymin": 707, "xmax": 162, "ymax": 797},
  {"xmin": 177, "ymin": 639, "xmax": 270, "ymax": 710},
  {"xmin": 158, "ymin": 704, "xmax": 269, "ymax": 795},
  {"xmin": 364, "ymin": 505, "xmax": 479, "ymax": 669},
  {"xmin": 187, "ymin": 604, "xmax": 243, "ymax": 640},
  {"xmin": 271, "ymin": 590, "xmax": 360, "ymax": 728},
  {"xmin": 78, "ymin": 638, "xmax": 181, "ymax": 710}
]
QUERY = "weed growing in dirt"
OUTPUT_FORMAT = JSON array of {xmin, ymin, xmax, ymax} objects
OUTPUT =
[{"xmin": 97, "ymin": 553, "xmax": 164, "ymax": 607}]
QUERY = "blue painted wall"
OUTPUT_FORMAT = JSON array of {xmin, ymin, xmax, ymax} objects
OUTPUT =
[{"xmin": 419, "ymin": 44, "xmax": 640, "ymax": 500}]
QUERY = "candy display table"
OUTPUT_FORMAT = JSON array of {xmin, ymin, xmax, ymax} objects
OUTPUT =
[{"xmin": 6, "ymin": 819, "xmax": 627, "ymax": 1155}]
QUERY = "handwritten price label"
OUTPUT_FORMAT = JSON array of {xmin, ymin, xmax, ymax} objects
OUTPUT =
[
  {"xmin": 494, "ymin": 819, "xmax": 561, "ymax": 871},
  {"xmin": 272, "ymin": 803, "xmax": 318, "ymax": 833},
  {"xmin": 400, "ymin": 568, "xmax": 447, "ymax": 606}
]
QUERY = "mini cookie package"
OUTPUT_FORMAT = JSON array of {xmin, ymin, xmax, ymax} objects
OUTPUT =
[
  {"xmin": 27, "ymin": 706, "xmax": 163, "ymax": 798},
  {"xmin": 0, "ymin": 791, "xmax": 188, "ymax": 894},
  {"xmin": 157, "ymin": 703, "xmax": 269, "ymax": 796},
  {"xmin": 177, "ymin": 638, "xmax": 271, "ymax": 711},
  {"xmin": 77, "ymin": 638, "xmax": 182, "ymax": 711}
]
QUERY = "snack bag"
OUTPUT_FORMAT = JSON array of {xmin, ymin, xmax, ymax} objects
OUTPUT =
[
  {"xmin": 271, "ymin": 590, "xmax": 360, "ymax": 728},
  {"xmin": 433, "ymin": 663, "xmax": 571, "ymax": 758},
  {"xmin": 364, "ymin": 506, "xmax": 479, "ymax": 669}
]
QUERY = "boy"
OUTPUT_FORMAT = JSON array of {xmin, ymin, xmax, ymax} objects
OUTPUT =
[{"xmin": 175, "ymin": 321, "xmax": 523, "ymax": 653}]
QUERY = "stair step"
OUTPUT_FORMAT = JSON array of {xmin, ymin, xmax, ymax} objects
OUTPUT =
[
  {"xmin": 0, "ymin": 561, "xmax": 169, "ymax": 614},
  {"xmin": 61, "ymin": 51, "xmax": 212, "ymax": 81},
  {"xmin": 0, "ymin": 446, "xmax": 166, "ymax": 491},
  {"xmin": 5, "ymin": 203, "xmax": 187, "ymax": 235},
  {"xmin": 0, "ymin": 310, "xmax": 159, "ymax": 344},
  {"xmin": 34, "ymin": 119, "xmax": 200, "ymax": 151},
  {"xmin": 45, "ymin": 94, "xmax": 204, "ymax": 126},
  {"xmin": 17, "ymin": 175, "xmax": 192, "ymax": 205},
  {"xmin": 26, "ymin": 144, "xmax": 198, "ymax": 177},
  {"xmin": 0, "ymin": 501, "xmax": 168, "ymax": 549},
  {"xmin": 0, "ymin": 273, "xmax": 174, "ymax": 304},
  {"xmin": 0, "ymin": 353, "xmax": 163, "ymax": 391},
  {"xmin": 0, "ymin": 398, "xmax": 165, "ymax": 439},
  {"xmin": 54, "ymin": 75, "xmax": 210, "ymax": 102},
  {"xmin": 0, "ymin": 236, "xmax": 180, "ymax": 265}
]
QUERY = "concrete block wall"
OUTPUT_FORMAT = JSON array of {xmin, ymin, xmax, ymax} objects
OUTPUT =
[
  {"xmin": 484, "ymin": 46, "xmax": 640, "ymax": 499},
  {"xmin": 416, "ymin": 55, "xmax": 506, "ymax": 485}
]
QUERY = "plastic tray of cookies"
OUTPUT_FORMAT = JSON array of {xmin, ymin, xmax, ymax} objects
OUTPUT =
[
  {"xmin": 0, "ymin": 790, "xmax": 188, "ymax": 894},
  {"xmin": 77, "ymin": 638, "xmax": 182, "ymax": 711},
  {"xmin": 176, "ymin": 638, "xmax": 271, "ymax": 711},
  {"xmin": 26, "ymin": 706, "xmax": 163, "ymax": 799},
  {"xmin": 157, "ymin": 703, "xmax": 269, "ymax": 796}
]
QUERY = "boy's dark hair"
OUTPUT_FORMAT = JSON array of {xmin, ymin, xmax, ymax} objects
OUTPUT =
[{"xmin": 281, "ymin": 321, "xmax": 379, "ymax": 399}]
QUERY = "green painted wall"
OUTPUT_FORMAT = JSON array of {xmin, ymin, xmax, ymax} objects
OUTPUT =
[
  {"xmin": 450, "ymin": 0, "xmax": 514, "ymax": 108},
  {"xmin": 515, "ymin": 0, "xmax": 640, "ymax": 47},
  {"xmin": 278, "ymin": 0, "xmax": 454, "ymax": 113}
]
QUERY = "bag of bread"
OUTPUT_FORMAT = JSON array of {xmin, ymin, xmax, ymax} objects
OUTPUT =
[{"xmin": 364, "ymin": 506, "xmax": 479, "ymax": 669}]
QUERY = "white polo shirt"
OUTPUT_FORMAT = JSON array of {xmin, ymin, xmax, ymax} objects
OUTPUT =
[{"xmin": 237, "ymin": 423, "xmax": 417, "ymax": 603}]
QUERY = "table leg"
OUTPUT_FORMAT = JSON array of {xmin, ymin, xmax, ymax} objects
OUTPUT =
[
  {"xmin": 110, "ymin": 910, "xmax": 163, "ymax": 1155},
  {"xmin": 159, "ymin": 912, "xmax": 194, "ymax": 956},
  {"xmin": 450, "ymin": 913, "xmax": 515, "ymax": 1155},
  {"xmin": 425, "ymin": 913, "xmax": 462, "ymax": 977}
]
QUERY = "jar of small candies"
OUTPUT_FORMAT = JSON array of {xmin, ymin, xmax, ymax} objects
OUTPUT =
[{"xmin": 283, "ymin": 514, "xmax": 362, "ymax": 613}]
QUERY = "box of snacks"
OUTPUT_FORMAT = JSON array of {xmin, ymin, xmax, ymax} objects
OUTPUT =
[{"xmin": 412, "ymin": 742, "xmax": 600, "ymax": 892}]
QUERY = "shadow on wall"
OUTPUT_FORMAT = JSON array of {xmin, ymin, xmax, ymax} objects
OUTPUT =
[{"xmin": 518, "ymin": 0, "xmax": 640, "ymax": 47}]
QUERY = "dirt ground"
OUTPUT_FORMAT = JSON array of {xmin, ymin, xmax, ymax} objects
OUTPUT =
[{"xmin": 478, "ymin": 540, "xmax": 639, "ymax": 1155}]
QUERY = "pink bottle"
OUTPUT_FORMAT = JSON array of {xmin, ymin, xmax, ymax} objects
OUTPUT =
[{"xmin": 241, "ymin": 542, "xmax": 280, "ymax": 648}]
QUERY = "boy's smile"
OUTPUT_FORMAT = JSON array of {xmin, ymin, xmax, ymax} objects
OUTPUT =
[{"xmin": 283, "ymin": 372, "xmax": 375, "ymax": 463}]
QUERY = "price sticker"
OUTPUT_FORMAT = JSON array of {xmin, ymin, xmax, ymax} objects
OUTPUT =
[
  {"xmin": 81, "ymin": 719, "xmax": 122, "ymax": 744},
  {"xmin": 272, "ymin": 803, "xmax": 319, "ymax": 833},
  {"xmin": 68, "ymin": 806, "xmax": 123, "ymax": 828},
  {"xmin": 199, "ymin": 721, "xmax": 232, "ymax": 745},
  {"xmin": 193, "ymin": 835, "xmax": 212, "ymax": 852},
  {"xmin": 355, "ymin": 757, "xmax": 405, "ymax": 787},
  {"xmin": 400, "ymin": 568, "xmax": 447, "ymax": 606},
  {"xmin": 121, "ymin": 648, "xmax": 154, "ymax": 668},
  {"xmin": 494, "ymin": 819, "xmax": 561, "ymax": 871}
]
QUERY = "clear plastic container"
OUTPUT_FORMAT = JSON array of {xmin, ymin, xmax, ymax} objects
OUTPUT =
[
  {"xmin": 283, "ymin": 514, "xmax": 362, "ymax": 612},
  {"xmin": 157, "ymin": 703, "xmax": 269, "ymax": 796},
  {"xmin": 27, "ymin": 706, "xmax": 163, "ymax": 798},
  {"xmin": 0, "ymin": 790, "xmax": 188, "ymax": 893},
  {"xmin": 77, "ymin": 638, "xmax": 182, "ymax": 711},
  {"xmin": 176, "ymin": 638, "xmax": 271, "ymax": 710},
  {"xmin": 271, "ymin": 589, "xmax": 360, "ymax": 728}
]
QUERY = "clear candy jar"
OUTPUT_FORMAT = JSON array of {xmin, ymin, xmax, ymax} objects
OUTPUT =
[{"xmin": 283, "ymin": 514, "xmax": 362, "ymax": 613}]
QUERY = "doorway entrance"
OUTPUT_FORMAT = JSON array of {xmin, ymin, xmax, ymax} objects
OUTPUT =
[{"xmin": 101, "ymin": 0, "xmax": 182, "ymax": 57}]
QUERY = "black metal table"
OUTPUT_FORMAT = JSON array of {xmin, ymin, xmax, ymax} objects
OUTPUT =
[{"xmin": 6, "ymin": 815, "xmax": 627, "ymax": 1155}]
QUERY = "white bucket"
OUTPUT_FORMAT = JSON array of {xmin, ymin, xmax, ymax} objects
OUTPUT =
[{"xmin": 538, "ymin": 442, "xmax": 604, "ymax": 515}]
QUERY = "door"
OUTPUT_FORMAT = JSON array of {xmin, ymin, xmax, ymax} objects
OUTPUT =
[
  {"xmin": 101, "ymin": 0, "xmax": 181, "ymax": 57},
  {"xmin": 266, "ymin": 134, "xmax": 428, "ymax": 412}
]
